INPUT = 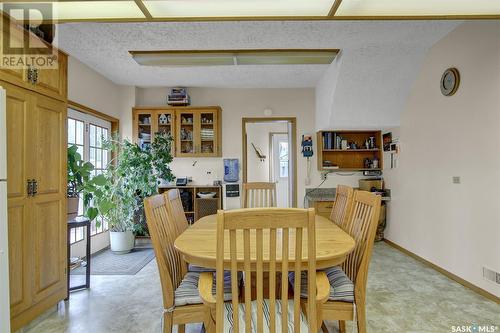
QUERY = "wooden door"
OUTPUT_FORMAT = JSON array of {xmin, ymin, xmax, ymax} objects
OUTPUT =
[
  {"xmin": 133, "ymin": 109, "xmax": 156, "ymax": 150},
  {"xmin": 153, "ymin": 110, "xmax": 175, "ymax": 155},
  {"xmin": 35, "ymin": 52, "xmax": 68, "ymax": 101},
  {"xmin": 0, "ymin": 17, "xmax": 28, "ymax": 87},
  {"xmin": 197, "ymin": 109, "xmax": 220, "ymax": 157},
  {"xmin": 176, "ymin": 109, "xmax": 196, "ymax": 157},
  {"xmin": 4, "ymin": 82, "xmax": 33, "ymax": 317},
  {"xmin": 30, "ymin": 94, "xmax": 67, "ymax": 304}
]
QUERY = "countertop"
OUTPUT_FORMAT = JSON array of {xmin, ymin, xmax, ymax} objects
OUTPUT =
[{"xmin": 305, "ymin": 187, "xmax": 391, "ymax": 206}]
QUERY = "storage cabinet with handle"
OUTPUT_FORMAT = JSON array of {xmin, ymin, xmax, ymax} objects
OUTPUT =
[{"xmin": 4, "ymin": 80, "xmax": 67, "ymax": 331}]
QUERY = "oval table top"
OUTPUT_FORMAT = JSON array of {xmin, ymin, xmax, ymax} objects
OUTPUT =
[{"xmin": 174, "ymin": 214, "xmax": 355, "ymax": 270}]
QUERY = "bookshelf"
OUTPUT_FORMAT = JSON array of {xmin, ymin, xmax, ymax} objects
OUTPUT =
[{"xmin": 317, "ymin": 130, "xmax": 383, "ymax": 171}]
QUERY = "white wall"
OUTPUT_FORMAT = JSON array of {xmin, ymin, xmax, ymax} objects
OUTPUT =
[
  {"xmin": 384, "ymin": 21, "xmax": 500, "ymax": 297},
  {"xmin": 246, "ymin": 122, "xmax": 288, "ymax": 182}
]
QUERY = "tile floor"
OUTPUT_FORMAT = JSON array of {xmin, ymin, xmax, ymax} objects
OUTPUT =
[{"xmin": 24, "ymin": 242, "xmax": 500, "ymax": 333}]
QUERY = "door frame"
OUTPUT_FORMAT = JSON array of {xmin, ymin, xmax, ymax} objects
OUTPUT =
[{"xmin": 242, "ymin": 117, "xmax": 297, "ymax": 207}]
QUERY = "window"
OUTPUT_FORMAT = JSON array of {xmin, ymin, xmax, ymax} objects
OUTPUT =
[
  {"xmin": 68, "ymin": 108, "xmax": 112, "ymax": 240},
  {"xmin": 279, "ymin": 141, "xmax": 289, "ymax": 178}
]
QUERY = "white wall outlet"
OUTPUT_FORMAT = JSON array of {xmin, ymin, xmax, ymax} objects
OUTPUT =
[{"xmin": 452, "ymin": 176, "xmax": 461, "ymax": 184}]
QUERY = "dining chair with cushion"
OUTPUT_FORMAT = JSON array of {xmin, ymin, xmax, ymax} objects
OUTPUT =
[
  {"xmin": 242, "ymin": 182, "xmax": 277, "ymax": 208},
  {"xmin": 198, "ymin": 208, "xmax": 331, "ymax": 332},
  {"xmin": 292, "ymin": 191, "xmax": 381, "ymax": 333},
  {"xmin": 164, "ymin": 189, "xmax": 215, "ymax": 273},
  {"xmin": 145, "ymin": 194, "xmax": 237, "ymax": 333},
  {"xmin": 329, "ymin": 185, "xmax": 354, "ymax": 231}
]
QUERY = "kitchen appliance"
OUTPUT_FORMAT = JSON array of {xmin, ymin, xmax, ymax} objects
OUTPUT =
[
  {"xmin": 176, "ymin": 177, "xmax": 188, "ymax": 186},
  {"xmin": 0, "ymin": 87, "xmax": 11, "ymax": 333},
  {"xmin": 222, "ymin": 183, "xmax": 241, "ymax": 210}
]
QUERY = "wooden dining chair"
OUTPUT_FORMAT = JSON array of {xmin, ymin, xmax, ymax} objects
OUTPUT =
[
  {"xmin": 198, "ymin": 208, "xmax": 330, "ymax": 332},
  {"xmin": 242, "ymin": 182, "xmax": 277, "ymax": 208},
  {"xmin": 329, "ymin": 185, "xmax": 354, "ymax": 231},
  {"xmin": 320, "ymin": 191, "xmax": 381, "ymax": 333},
  {"xmin": 145, "ymin": 194, "xmax": 236, "ymax": 333},
  {"xmin": 164, "ymin": 189, "xmax": 189, "ymax": 236}
]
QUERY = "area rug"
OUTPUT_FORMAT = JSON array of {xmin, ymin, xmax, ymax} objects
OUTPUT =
[{"xmin": 72, "ymin": 247, "xmax": 155, "ymax": 275}]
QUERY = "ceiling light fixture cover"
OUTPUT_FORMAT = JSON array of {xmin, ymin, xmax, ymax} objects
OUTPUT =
[
  {"xmin": 142, "ymin": 0, "xmax": 333, "ymax": 18},
  {"xmin": 336, "ymin": 0, "xmax": 500, "ymax": 16},
  {"xmin": 130, "ymin": 50, "xmax": 339, "ymax": 67}
]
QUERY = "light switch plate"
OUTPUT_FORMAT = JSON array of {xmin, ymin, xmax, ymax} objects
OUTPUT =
[{"xmin": 452, "ymin": 176, "xmax": 461, "ymax": 184}]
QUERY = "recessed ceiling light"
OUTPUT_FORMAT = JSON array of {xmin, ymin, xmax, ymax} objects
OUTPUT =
[
  {"xmin": 142, "ymin": 0, "xmax": 334, "ymax": 18},
  {"xmin": 130, "ymin": 50, "xmax": 339, "ymax": 67},
  {"xmin": 336, "ymin": 0, "xmax": 500, "ymax": 17}
]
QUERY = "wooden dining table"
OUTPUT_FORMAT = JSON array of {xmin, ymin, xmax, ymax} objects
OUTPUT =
[{"xmin": 174, "ymin": 213, "xmax": 355, "ymax": 270}]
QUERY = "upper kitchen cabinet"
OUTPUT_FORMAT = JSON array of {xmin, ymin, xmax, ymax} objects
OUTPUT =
[
  {"xmin": 176, "ymin": 107, "xmax": 221, "ymax": 157},
  {"xmin": 133, "ymin": 106, "xmax": 221, "ymax": 157},
  {"xmin": 0, "ymin": 15, "xmax": 68, "ymax": 102}
]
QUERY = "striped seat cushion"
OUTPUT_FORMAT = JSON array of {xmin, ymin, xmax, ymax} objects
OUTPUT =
[
  {"xmin": 188, "ymin": 264, "xmax": 215, "ymax": 273},
  {"xmin": 223, "ymin": 300, "xmax": 309, "ymax": 332},
  {"xmin": 289, "ymin": 266, "xmax": 354, "ymax": 302},
  {"xmin": 174, "ymin": 271, "xmax": 237, "ymax": 306}
]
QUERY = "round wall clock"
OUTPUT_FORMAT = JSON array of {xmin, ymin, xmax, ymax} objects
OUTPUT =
[{"xmin": 440, "ymin": 67, "xmax": 460, "ymax": 96}]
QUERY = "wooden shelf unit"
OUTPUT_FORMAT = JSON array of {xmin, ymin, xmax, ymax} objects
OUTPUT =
[
  {"xmin": 133, "ymin": 106, "xmax": 222, "ymax": 157},
  {"xmin": 158, "ymin": 185, "xmax": 222, "ymax": 223},
  {"xmin": 317, "ymin": 130, "xmax": 383, "ymax": 171}
]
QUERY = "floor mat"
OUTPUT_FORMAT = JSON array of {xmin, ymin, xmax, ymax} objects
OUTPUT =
[{"xmin": 71, "ymin": 247, "xmax": 155, "ymax": 275}]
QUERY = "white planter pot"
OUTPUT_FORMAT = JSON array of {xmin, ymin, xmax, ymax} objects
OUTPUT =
[{"xmin": 109, "ymin": 231, "xmax": 135, "ymax": 254}]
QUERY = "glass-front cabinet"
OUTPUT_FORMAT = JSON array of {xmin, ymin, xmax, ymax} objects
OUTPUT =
[
  {"xmin": 133, "ymin": 106, "xmax": 221, "ymax": 157},
  {"xmin": 133, "ymin": 108, "xmax": 175, "ymax": 151}
]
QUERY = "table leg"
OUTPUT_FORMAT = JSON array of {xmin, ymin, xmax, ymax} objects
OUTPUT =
[{"xmin": 86, "ymin": 223, "xmax": 91, "ymax": 289}]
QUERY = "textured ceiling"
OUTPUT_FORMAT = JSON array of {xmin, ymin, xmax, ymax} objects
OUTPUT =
[{"xmin": 55, "ymin": 20, "xmax": 459, "ymax": 88}]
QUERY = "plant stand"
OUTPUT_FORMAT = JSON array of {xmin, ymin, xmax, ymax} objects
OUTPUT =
[{"xmin": 66, "ymin": 217, "xmax": 91, "ymax": 300}]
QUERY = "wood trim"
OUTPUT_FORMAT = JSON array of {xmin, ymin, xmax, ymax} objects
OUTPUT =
[
  {"xmin": 48, "ymin": 15, "xmax": 500, "ymax": 24},
  {"xmin": 328, "ymin": 0, "xmax": 343, "ymax": 17},
  {"xmin": 129, "ymin": 49, "xmax": 340, "ymax": 55},
  {"xmin": 134, "ymin": 105, "xmax": 222, "ymax": 111},
  {"xmin": 268, "ymin": 131, "xmax": 287, "ymax": 183},
  {"xmin": 68, "ymin": 100, "xmax": 120, "ymax": 134},
  {"xmin": 133, "ymin": 0, "xmax": 153, "ymax": 19},
  {"xmin": 242, "ymin": 117, "xmax": 297, "ymax": 208},
  {"xmin": 383, "ymin": 239, "xmax": 500, "ymax": 305}
]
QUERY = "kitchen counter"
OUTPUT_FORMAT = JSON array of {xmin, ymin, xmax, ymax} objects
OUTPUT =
[{"xmin": 305, "ymin": 187, "xmax": 391, "ymax": 207}]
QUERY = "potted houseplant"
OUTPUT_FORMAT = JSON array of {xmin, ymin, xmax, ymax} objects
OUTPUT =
[
  {"xmin": 84, "ymin": 133, "xmax": 174, "ymax": 254},
  {"xmin": 67, "ymin": 145, "xmax": 95, "ymax": 220}
]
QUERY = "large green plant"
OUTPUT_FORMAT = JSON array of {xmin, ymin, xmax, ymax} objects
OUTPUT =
[
  {"xmin": 67, "ymin": 145, "xmax": 94, "ymax": 198},
  {"xmin": 84, "ymin": 133, "xmax": 175, "ymax": 233}
]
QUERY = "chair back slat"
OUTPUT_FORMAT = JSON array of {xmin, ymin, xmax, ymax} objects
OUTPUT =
[
  {"xmin": 341, "ymin": 190, "xmax": 381, "ymax": 284},
  {"xmin": 215, "ymin": 208, "xmax": 316, "ymax": 333},
  {"xmin": 242, "ymin": 182, "xmax": 277, "ymax": 208},
  {"xmin": 165, "ymin": 189, "xmax": 189, "ymax": 234},
  {"xmin": 144, "ymin": 194, "xmax": 186, "ymax": 309},
  {"xmin": 330, "ymin": 185, "xmax": 354, "ymax": 230}
]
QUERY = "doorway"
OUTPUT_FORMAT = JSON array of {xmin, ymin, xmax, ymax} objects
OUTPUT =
[{"xmin": 242, "ymin": 117, "xmax": 297, "ymax": 207}]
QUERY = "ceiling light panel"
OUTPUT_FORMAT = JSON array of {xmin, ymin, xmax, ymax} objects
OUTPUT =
[
  {"xmin": 4, "ymin": 1, "xmax": 145, "ymax": 21},
  {"xmin": 130, "ymin": 50, "xmax": 338, "ymax": 67},
  {"xmin": 143, "ymin": 0, "xmax": 334, "ymax": 18},
  {"xmin": 336, "ymin": 0, "xmax": 500, "ymax": 17}
]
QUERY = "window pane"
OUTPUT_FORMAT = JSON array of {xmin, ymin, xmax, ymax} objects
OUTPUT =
[
  {"xmin": 90, "ymin": 124, "xmax": 96, "ymax": 147},
  {"xmin": 89, "ymin": 148, "xmax": 96, "ymax": 167},
  {"xmin": 68, "ymin": 119, "xmax": 75, "ymax": 144},
  {"xmin": 77, "ymin": 145, "xmax": 84, "ymax": 158},
  {"xmin": 103, "ymin": 128, "xmax": 109, "ymax": 140},
  {"xmin": 96, "ymin": 149, "xmax": 102, "ymax": 169},
  {"xmin": 96, "ymin": 127, "xmax": 102, "ymax": 147},
  {"xmin": 103, "ymin": 150, "xmax": 109, "ymax": 167},
  {"xmin": 70, "ymin": 228, "xmax": 75, "ymax": 244},
  {"xmin": 76, "ymin": 121, "xmax": 84, "ymax": 145},
  {"xmin": 280, "ymin": 161, "xmax": 288, "ymax": 178}
]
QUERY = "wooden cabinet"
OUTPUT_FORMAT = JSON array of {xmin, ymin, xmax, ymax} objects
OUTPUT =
[
  {"xmin": 133, "ymin": 106, "xmax": 222, "ymax": 157},
  {"xmin": 0, "ymin": 15, "xmax": 68, "ymax": 102},
  {"xmin": 313, "ymin": 201, "xmax": 335, "ymax": 219},
  {"xmin": 317, "ymin": 130, "xmax": 383, "ymax": 171},
  {"xmin": 3, "ymin": 67, "xmax": 67, "ymax": 331}
]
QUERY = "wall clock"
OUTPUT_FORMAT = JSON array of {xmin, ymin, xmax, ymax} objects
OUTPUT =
[{"xmin": 440, "ymin": 67, "xmax": 460, "ymax": 96}]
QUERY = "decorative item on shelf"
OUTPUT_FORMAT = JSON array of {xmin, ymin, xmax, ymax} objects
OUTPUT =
[
  {"xmin": 201, "ymin": 116, "xmax": 213, "ymax": 124},
  {"xmin": 158, "ymin": 113, "xmax": 171, "ymax": 125},
  {"xmin": 140, "ymin": 116, "xmax": 151, "ymax": 125},
  {"xmin": 368, "ymin": 136, "xmax": 376, "ymax": 149},
  {"xmin": 180, "ymin": 128, "xmax": 193, "ymax": 141},
  {"xmin": 341, "ymin": 139, "xmax": 348, "ymax": 150},
  {"xmin": 383, "ymin": 132, "xmax": 392, "ymax": 151},
  {"xmin": 181, "ymin": 116, "xmax": 193, "ymax": 124},
  {"xmin": 197, "ymin": 191, "xmax": 216, "ymax": 198},
  {"xmin": 167, "ymin": 87, "xmax": 191, "ymax": 106}
]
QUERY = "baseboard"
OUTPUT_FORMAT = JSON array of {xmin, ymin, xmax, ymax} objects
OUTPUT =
[{"xmin": 383, "ymin": 239, "xmax": 500, "ymax": 304}]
